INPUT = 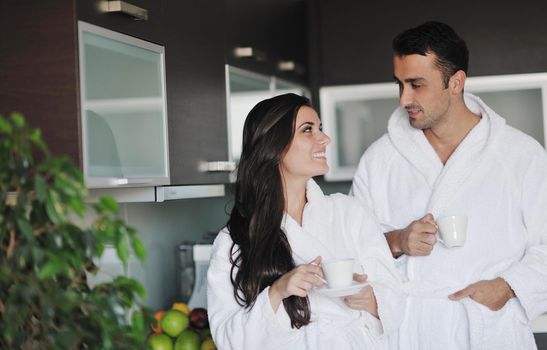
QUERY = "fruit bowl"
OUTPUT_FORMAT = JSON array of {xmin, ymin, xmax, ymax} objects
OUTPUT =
[{"xmin": 147, "ymin": 303, "xmax": 216, "ymax": 350}]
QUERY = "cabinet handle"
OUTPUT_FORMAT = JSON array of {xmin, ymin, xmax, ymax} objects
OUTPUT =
[
  {"xmin": 233, "ymin": 47, "xmax": 266, "ymax": 61},
  {"xmin": 199, "ymin": 161, "xmax": 236, "ymax": 172},
  {"xmin": 102, "ymin": 1, "xmax": 148, "ymax": 21},
  {"xmin": 109, "ymin": 178, "xmax": 153, "ymax": 186},
  {"xmin": 278, "ymin": 60, "xmax": 305, "ymax": 75}
]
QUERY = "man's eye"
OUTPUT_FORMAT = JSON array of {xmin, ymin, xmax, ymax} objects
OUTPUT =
[{"xmin": 412, "ymin": 84, "xmax": 421, "ymax": 89}]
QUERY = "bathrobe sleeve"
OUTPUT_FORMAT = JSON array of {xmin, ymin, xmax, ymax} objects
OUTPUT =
[
  {"xmin": 342, "ymin": 197, "xmax": 406, "ymax": 335},
  {"xmin": 499, "ymin": 148, "xmax": 547, "ymax": 321},
  {"xmin": 207, "ymin": 231, "xmax": 301, "ymax": 350}
]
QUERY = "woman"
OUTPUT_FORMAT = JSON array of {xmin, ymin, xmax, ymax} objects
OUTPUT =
[{"xmin": 207, "ymin": 93, "xmax": 404, "ymax": 349}]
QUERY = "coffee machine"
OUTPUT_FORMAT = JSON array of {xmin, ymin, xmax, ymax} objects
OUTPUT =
[{"xmin": 178, "ymin": 243, "xmax": 213, "ymax": 309}]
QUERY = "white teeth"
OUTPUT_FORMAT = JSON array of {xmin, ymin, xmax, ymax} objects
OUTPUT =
[{"xmin": 313, "ymin": 152, "xmax": 326, "ymax": 158}]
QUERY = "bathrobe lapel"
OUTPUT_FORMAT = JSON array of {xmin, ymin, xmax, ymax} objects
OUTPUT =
[
  {"xmin": 388, "ymin": 93, "xmax": 506, "ymax": 218},
  {"xmin": 282, "ymin": 180, "xmax": 339, "ymax": 265}
]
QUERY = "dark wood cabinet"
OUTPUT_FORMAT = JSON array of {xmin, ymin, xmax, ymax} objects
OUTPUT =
[
  {"xmin": 1, "ymin": 0, "xmax": 231, "ymax": 186},
  {"xmin": 1, "ymin": 0, "xmax": 311, "ymax": 188},
  {"xmin": 0, "ymin": 0, "xmax": 81, "ymax": 166},
  {"xmin": 76, "ymin": 0, "xmax": 165, "ymax": 45},
  {"xmin": 0, "ymin": 0, "xmax": 164, "ymax": 171},
  {"xmin": 163, "ymin": 0, "xmax": 231, "ymax": 185},
  {"xmin": 224, "ymin": 0, "xmax": 309, "ymax": 85}
]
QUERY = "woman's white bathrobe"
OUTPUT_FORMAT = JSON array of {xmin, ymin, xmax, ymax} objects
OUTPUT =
[
  {"xmin": 351, "ymin": 93, "xmax": 547, "ymax": 350},
  {"xmin": 207, "ymin": 179, "xmax": 404, "ymax": 349}
]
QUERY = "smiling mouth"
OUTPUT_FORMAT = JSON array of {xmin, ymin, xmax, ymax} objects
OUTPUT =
[
  {"xmin": 405, "ymin": 106, "xmax": 422, "ymax": 117},
  {"xmin": 313, "ymin": 152, "xmax": 326, "ymax": 159}
]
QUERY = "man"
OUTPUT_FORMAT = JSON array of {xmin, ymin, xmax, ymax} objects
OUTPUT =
[{"xmin": 351, "ymin": 21, "xmax": 547, "ymax": 349}]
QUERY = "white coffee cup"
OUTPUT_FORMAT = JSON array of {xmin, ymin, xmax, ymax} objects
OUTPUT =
[
  {"xmin": 437, "ymin": 215, "xmax": 468, "ymax": 247},
  {"xmin": 322, "ymin": 258, "xmax": 354, "ymax": 288}
]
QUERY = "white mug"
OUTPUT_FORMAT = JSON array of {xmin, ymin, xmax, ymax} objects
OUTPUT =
[
  {"xmin": 322, "ymin": 258, "xmax": 354, "ymax": 288},
  {"xmin": 437, "ymin": 215, "xmax": 468, "ymax": 247}
]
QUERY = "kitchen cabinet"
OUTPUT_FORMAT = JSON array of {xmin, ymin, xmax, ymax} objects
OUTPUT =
[
  {"xmin": 226, "ymin": 65, "xmax": 310, "ymax": 171},
  {"xmin": 224, "ymin": 0, "xmax": 309, "ymax": 86},
  {"xmin": 163, "ymin": 0, "xmax": 233, "ymax": 185},
  {"xmin": 1, "ymin": 0, "xmax": 311, "ymax": 192},
  {"xmin": 319, "ymin": 82, "xmax": 399, "ymax": 181},
  {"xmin": 77, "ymin": 0, "xmax": 164, "ymax": 45},
  {"xmin": 320, "ymin": 72, "xmax": 547, "ymax": 181},
  {"xmin": 78, "ymin": 21, "xmax": 169, "ymax": 188},
  {"xmin": 1, "ymin": 0, "xmax": 230, "ymax": 190},
  {"xmin": 1, "ymin": 0, "xmax": 167, "ymax": 187}
]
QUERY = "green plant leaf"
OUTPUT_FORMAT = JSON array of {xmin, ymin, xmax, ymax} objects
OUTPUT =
[
  {"xmin": 16, "ymin": 218, "xmax": 33, "ymax": 239},
  {"xmin": 97, "ymin": 196, "xmax": 119, "ymax": 213},
  {"xmin": 38, "ymin": 256, "xmax": 67, "ymax": 279},
  {"xmin": 46, "ymin": 189, "xmax": 67, "ymax": 224},
  {"xmin": 131, "ymin": 237, "xmax": 146, "ymax": 261},
  {"xmin": 34, "ymin": 175, "xmax": 47, "ymax": 201},
  {"xmin": 10, "ymin": 112, "xmax": 25, "ymax": 128},
  {"xmin": 130, "ymin": 311, "xmax": 146, "ymax": 334},
  {"xmin": 115, "ymin": 236, "xmax": 130, "ymax": 265},
  {"xmin": 1, "ymin": 112, "xmax": 150, "ymax": 349},
  {"xmin": 29, "ymin": 128, "xmax": 44, "ymax": 145},
  {"xmin": 0, "ymin": 116, "xmax": 12, "ymax": 134}
]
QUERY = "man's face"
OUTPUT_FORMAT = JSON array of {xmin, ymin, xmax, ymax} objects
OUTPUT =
[{"xmin": 393, "ymin": 53, "xmax": 452, "ymax": 130}]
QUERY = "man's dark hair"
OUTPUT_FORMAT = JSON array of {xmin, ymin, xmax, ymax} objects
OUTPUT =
[{"xmin": 393, "ymin": 21, "xmax": 469, "ymax": 88}]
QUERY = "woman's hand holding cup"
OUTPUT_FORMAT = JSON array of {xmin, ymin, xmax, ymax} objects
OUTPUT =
[{"xmin": 269, "ymin": 256, "xmax": 326, "ymax": 311}]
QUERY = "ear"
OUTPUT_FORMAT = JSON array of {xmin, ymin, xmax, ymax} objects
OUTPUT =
[{"xmin": 449, "ymin": 70, "xmax": 466, "ymax": 94}]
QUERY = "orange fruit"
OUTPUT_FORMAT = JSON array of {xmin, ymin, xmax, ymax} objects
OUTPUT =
[
  {"xmin": 151, "ymin": 310, "xmax": 166, "ymax": 334},
  {"xmin": 172, "ymin": 302, "xmax": 191, "ymax": 316}
]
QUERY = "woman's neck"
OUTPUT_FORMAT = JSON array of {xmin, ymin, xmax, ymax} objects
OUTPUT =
[{"xmin": 283, "ymin": 176, "xmax": 308, "ymax": 226}]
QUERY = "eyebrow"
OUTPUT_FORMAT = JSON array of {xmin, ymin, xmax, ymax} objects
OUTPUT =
[
  {"xmin": 298, "ymin": 121, "xmax": 321, "ymax": 128},
  {"xmin": 393, "ymin": 75, "xmax": 426, "ymax": 84}
]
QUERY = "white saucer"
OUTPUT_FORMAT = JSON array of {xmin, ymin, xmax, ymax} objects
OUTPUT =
[{"xmin": 316, "ymin": 282, "xmax": 370, "ymax": 297}]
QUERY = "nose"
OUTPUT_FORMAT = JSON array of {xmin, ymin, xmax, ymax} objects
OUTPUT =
[
  {"xmin": 317, "ymin": 131, "xmax": 331, "ymax": 146},
  {"xmin": 399, "ymin": 86, "xmax": 413, "ymax": 108}
]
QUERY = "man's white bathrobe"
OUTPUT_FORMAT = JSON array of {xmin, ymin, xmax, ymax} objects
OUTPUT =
[
  {"xmin": 207, "ymin": 179, "xmax": 404, "ymax": 349},
  {"xmin": 351, "ymin": 93, "xmax": 547, "ymax": 350}
]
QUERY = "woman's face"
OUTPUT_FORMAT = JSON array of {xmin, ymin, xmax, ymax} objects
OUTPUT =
[{"xmin": 280, "ymin": 106, "xmax": 331, "ymax": 181}]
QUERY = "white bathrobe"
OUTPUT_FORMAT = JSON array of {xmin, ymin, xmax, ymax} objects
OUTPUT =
[
  {"xmin": 351, "ymin": 93, "xmax": 547, "ymax": 350},
  {"xmin": 207, "ymin": 179, "xmax": 404, "ymax": 349}
]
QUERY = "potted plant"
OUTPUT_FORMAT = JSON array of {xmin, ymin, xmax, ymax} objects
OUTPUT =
[{"xmin": 0, "ymin": 113, "xmax": 151, "ymax": 349}]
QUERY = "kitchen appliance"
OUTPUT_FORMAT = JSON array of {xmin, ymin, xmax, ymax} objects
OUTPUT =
[
  {"xmin": 178, "ymin": 243, "xmax": 213, "ymax": 309},
  {"xmin": 87, "ymin": 245, "xmax": 145, "ymax": 288}
]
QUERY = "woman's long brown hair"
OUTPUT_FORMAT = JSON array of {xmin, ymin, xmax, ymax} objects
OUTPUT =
[{"xmin": 227, "ymin": 93, "xmax": 311, "ymax": 329}]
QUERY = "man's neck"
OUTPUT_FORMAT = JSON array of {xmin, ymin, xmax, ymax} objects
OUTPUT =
[{"xmin": 424, "ymin": 104, "xmax": 481, "ymax": 164}]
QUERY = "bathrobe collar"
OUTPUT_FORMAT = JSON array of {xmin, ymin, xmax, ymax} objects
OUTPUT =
[
  {"xmin": 387, "ymin": 93, "xmax": 506, "ymax": 217},
  {"xmin": 281, "ymin": 179, "xmax": 338, "ymax": 264}
]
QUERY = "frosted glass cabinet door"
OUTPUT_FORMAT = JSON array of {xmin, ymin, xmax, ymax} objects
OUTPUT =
[
  {"xmin": 320, "ymin": 82, "xmax": 399, "ymax": 181},
  {"xmin": 227, "ymin": 66, "xmax": 271, "ymax": 164},
  {"xmin": 474, "ymin": 89, "xmax": 544, "ymax": 145},
  {"xmin": 78, "ymin": 21, "xmax": 169, "ymax": 188},
  {"xmin": 226, "ymin": 66, "xmax": 309, "ymax": 165},
  {"xmin": 321, "ymin": 73, "xmax": 547, "ymax": 182}
]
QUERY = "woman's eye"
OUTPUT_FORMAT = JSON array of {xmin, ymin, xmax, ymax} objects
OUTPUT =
[{"xmin": 303, "ymin": 126, "xmax": 312, "ymax": 133}]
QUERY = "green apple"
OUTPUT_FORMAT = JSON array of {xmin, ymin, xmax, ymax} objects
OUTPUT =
[
  {"xmin": 148, "ymin": 334, "xmax": 174, "ymax": 350},
  {"xmin": 174, "ymin": 329, "xmax": 200, "ymax": 350},
  {"xmin": 160, "ymin": 310, "xmax": 189, "ymax": 337}
]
